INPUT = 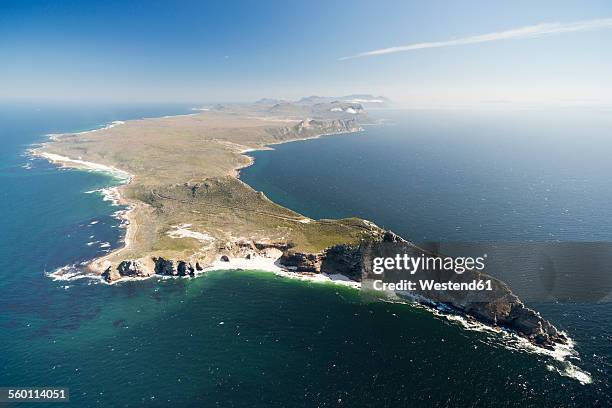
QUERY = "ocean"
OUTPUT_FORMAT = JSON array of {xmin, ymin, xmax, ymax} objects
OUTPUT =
[{"xmin": 0, "ymin": 105, "xmax": 610, "ymax": 407}]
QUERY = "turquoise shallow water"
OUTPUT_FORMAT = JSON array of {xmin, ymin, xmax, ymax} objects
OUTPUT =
[{"xmin": 1, "ymin": 105, "xmax": 610, "ymax": 406}]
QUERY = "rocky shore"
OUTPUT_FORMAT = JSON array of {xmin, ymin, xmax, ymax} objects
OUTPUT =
[
  {"xmin": 279, "ymin": 231, "xmax": 567, "ymax": 349},
  {"xmin": 36, "ymin": 99, "xmax": 567, "ymax": 351},
  {"xmin": 98, "ymin": 228, "xmax": 567, "ymax": 349}
]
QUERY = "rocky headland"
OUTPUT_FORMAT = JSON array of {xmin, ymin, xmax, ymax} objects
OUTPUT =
[{"xmin": 35, "ymin": 96, "xmax": 567, "ymax": 350}]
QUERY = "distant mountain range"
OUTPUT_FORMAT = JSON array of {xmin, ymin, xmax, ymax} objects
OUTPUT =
[{"xmin": 255, "ymin": 94, "xmax": 392, "ymax": 109}]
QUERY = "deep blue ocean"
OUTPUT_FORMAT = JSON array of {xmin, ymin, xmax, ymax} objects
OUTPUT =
[
  {"xmin": 243, "ymin": 109, "xmax": 612, "ymax": 242},
  {"xmin": 1, "ymin": 105, "xmax": 610, "ymax": 407}
]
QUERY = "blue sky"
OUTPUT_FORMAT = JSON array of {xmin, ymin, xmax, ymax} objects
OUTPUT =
[{"xmin": 1, "ymin": 0, "xmax": 611, "ymax": 106}]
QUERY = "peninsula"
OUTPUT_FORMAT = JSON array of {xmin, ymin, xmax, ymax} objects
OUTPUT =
[{"xmin": 34, "ymin": 96, "xmax": 567, "ymax": 349}]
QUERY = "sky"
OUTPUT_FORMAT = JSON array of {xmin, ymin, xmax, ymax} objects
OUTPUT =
[{"xmin": 1, "ymin": 0, "xmax": 611, "ymax": 107}]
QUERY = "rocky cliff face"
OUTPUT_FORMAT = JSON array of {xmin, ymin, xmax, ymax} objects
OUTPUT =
[
  {"xmin": 102, "ymin": 260, "xmax": 152, "ymax": 282},
  {"xmin": 279, "ymin": 252, "xmax": 321, "ymax": 272},
  {"xmin": 100, "ymin": 230, "xmax": 566, "ymax": 349},
  {"xmin": 296, "ymin": 118, "xmax": 360, "ymax": 135},
  {"xmin": 102, "ymin": 257, "xmax": 200, "ymax": 282},
  {"xmin": 269, "ymin": 118, "xmax": 361, "ymax": 141},
  {"xmin": 278, "ymin": 231, "xmax": 567, "ymax": 349},
  {"xmin": 153, "ymin": 258, "xmax": 198, "ymax": 277}
]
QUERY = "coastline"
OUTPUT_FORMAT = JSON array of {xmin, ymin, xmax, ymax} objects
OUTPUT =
[
  {"xmin": 31, "ymin": 109, "xmax": 588, "ymax": 382},
  {"xmin": 33, "ymin": 117, "xmax": 364, "ymax": 286},
  {"xmin": 233, "ymin": 127, "xmax": 364, "ymax": 178},
  {"xmin": 32, "ymin": 151, "xmax": 133, "ymax": 182},
  {"xmin": 30, "ymin": 135, "xmax": 143, "ymax": 279}
]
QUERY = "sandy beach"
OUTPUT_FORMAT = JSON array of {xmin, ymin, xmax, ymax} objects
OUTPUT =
[
  {"xmin": 34, "ymin": 151, "xmax": 132, "ymax": 181},
  {"xmin": 33, "ymin": 109, "xmax": 370, "ymax": 284}
]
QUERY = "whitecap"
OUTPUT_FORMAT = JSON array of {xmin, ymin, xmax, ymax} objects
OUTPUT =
[{"xmin": 381, "ymin": 292, "xmax": 592, "ymax": 385}]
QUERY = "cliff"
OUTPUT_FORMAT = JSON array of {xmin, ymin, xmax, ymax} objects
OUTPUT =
[
  {"xmin": 37, "ymin": 101, "xmax": 565, "ymax": 351},
  {"xmin": 279, "ymin": 231, "xmax": 567, "ymax": 349},
  {"xmin": 100, "ymin": 226, "xmax": 567, "ymax": 349},
  {"xmin": 267, "ymin": 118, "xmax": 361, "ymax": 140}
]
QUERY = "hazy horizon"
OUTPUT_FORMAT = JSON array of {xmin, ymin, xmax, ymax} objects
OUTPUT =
[{"xmin": 1, "ymin": 0, "xmax": 611, "ymax": 108}]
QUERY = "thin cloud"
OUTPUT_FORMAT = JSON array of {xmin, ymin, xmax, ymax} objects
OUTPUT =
[{"xmin": 339, "ymin": 18, "xmax": 612, "ymax": 60}]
